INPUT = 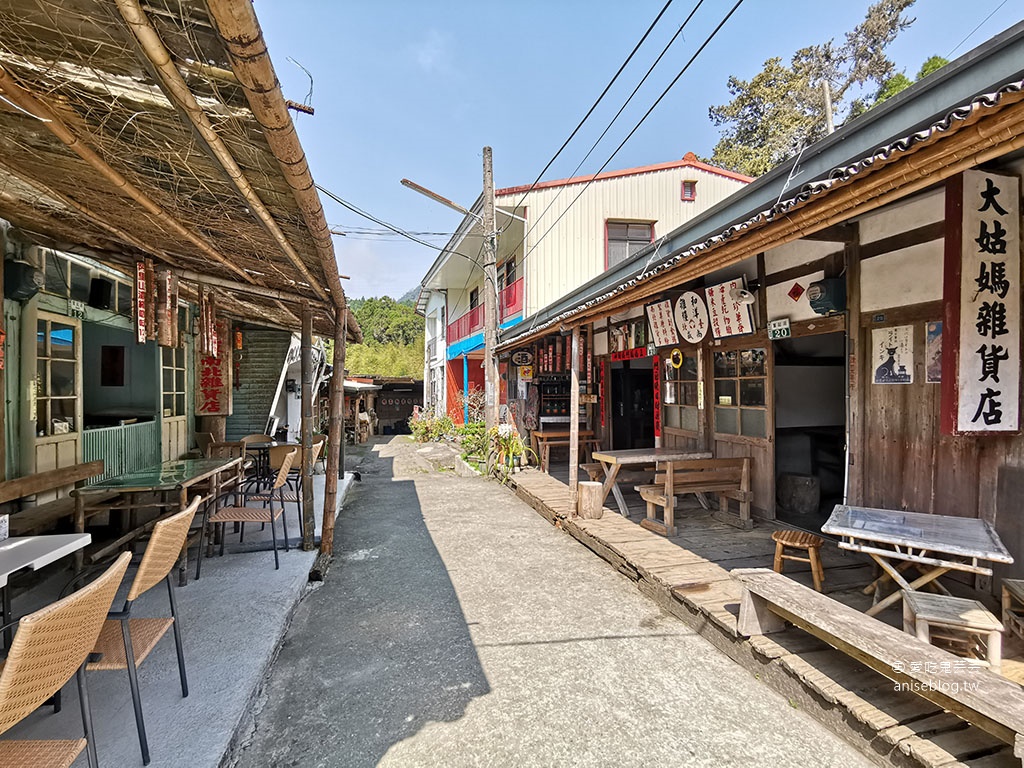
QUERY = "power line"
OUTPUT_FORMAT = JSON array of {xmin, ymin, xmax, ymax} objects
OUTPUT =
[
  {"xmin": 947, "ymin": 0, "xmax": 1008, "ymax": 58},
  {"xmin": 508, "ymin": 0, "xmax": 708, "ymax": 274},
  {"xmin": 521, "ymin": 0, "xmax": 746, "ymax": 283},
  {"xmin": 507, "ymin": 0, "xmax": 677, "ymax": 217}
]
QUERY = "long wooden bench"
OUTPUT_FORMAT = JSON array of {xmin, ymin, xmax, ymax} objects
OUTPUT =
[
  {"xmin": 0, "ymin": 461, "xmax": 114, "ymax": 536},
  {"xmin": 734, "ymin": 567, "xmax": 1024, "ymax": 762},
  {"xmin": 634, "ymin": 457, "xmax": 751, "ymax": 536}
]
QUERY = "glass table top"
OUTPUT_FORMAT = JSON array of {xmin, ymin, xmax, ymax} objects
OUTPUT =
[{"xmin": 81, "ymin": 457, "xmax": 239, "ymax": 492}]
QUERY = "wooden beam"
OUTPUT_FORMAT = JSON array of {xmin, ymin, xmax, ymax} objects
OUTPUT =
[
  {"xmin": 300, "ymin": 302, "xmax": 315, "ymax": 550},
  {"xmin": 859, "ymin": 220, "xmax": 945, "ymax": 261},
  {"xmin": 845, "ymin": 224, "xmax": 863, "ymax": 504},
  {"xmin": 321, "ymin": 308, "xmax": 347, "ymax": 557},
  {"xmin": 859, "ymin": 300, "xmax": 944, "ymax": 328},
  {"xmin": 569, "ymin": 326, "xmax": 580, "ymax": 515},
  {"xmin": 799, "ymin": 222, "xmax": 857, "ymax": 242}
]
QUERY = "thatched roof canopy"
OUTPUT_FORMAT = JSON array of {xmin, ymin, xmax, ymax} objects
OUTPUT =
[{"xmin": 0, "ymin": 0, "xmax": 359, "ymax": 339}]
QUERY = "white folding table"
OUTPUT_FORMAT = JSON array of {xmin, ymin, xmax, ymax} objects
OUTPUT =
[
  {"xmin": 822, "ymin": 505, "xmax": 1013, "ymax": 617},
  {"xmin": 0, "ymin": 533, "xmax": 92, "ymax": 647}
]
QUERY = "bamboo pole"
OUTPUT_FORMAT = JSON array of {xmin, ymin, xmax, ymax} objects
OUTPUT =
[
  {"xmin": 115, "ymin": 0, "xmax": 329, "ymax": 302},
  {"xmin": 300, "ymin": 302, "xmax": 315, "ymax": 550},
  {"xmin": 320, "ymin": 308, "xmax": 347, "ymax": 557}
]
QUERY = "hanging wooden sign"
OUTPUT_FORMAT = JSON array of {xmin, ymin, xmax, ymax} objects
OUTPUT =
[
  {"xmin": 144, "ymin": 259, "xmax": 157, "ymax": 341},
  {"xmin": 156, "ymin": 269, "xmax": 178, "ymax": 348},
  {"xmin": 705, "ymin": 278, "xmax": 755, "ymax": 339},
  {"xmin": 942, "ymin": 170, "xmax": 1021, "ymax": 434},
  {"xmin": 134, "ymin": 261, "xmax": 147, "ymax": 344},
  {"xmin": 195, "ymin": 318, "xmax": 232, "ymax": 416},
  {"xmin": 645, "ymin": 299, "xmax": 679, "ymax": 347},
  {"xmin": 674, "ymin": 291, "xmax": 710, "ymax": 343}
]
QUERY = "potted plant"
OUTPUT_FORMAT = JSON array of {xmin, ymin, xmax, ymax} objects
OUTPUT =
[{"xmin": 488, "ymin": 424, "xmax": 536, "ymax": 480}]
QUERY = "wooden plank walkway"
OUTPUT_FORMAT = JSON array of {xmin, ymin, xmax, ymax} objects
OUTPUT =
[{"xmin": 507, "ymin": 467, "xmax": 1021, "ymax": 768}]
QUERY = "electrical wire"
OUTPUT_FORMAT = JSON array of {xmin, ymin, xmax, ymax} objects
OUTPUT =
[
  {"xmin": 520, "ymin": 0, "xmax": 747, "ymax": 314},
  {"xmin": 507, "ymin": 0, "xmax": 708, "ymax": 275},
  {"xmin": 507, "ymin": 0, "xmax": 676, "ymax": 217},
  {"xmin": 946, "ymin": 0, "xmax": 1009, "ymax": 58}
]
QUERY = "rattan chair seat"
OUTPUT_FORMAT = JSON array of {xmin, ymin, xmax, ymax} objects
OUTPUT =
[
  {"xmin": 248, "ymin": 491, "xmax": 299, "ymax": 503},
  {"xmin": 87, "ymin": 618, "xmax": 174, "ymax": 671},
  {"xmin": 0, "ymin": 739, "xmax": 86, "ymax": 767},
  {"xmin": 209, "ymin": 506, "xmax": 281, "ymax": 524}
]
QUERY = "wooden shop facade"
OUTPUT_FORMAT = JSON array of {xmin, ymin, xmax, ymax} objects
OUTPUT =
[{"xmin": 497, "ymin": 24, "xmax": 1024, "ymax": 589}]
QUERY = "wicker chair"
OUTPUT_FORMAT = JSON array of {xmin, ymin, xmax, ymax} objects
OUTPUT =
[
  {"xmin": 312, "ymin": 433, "xmax": 328, "ymax": 473},
  {"xmin": 249, "ymin": 442, "xmax": 324, "ymax": 541},
  {"xmin": 0, "ymin": 552, "xmax": 131, "ymax": 768},
  {"xmin": 88, "ymin": 498, "xmax": 200, "ymax": 765},
  {"xmin": 200, "ymin": 449, "xmax": 297, "ymax": 573},
  {"xmin": 239, "ymin": 433, "xmax": 274, "ymax": 444}
]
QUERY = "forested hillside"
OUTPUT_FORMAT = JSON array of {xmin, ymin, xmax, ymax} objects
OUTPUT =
[{"xmin": 330, "ymin": 295, "xmax": 424, "ymax": 377}]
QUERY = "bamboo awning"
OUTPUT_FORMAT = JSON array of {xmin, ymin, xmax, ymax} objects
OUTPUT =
[{"xmin": 0, "ymin": 0, "xmax": 359, "ymax": 340}]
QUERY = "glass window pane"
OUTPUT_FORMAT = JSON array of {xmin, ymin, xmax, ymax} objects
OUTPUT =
[
  {"xmin": 681, "ymin": 356, "xmax": 699, "ymax": 381},
  {"xmin": 36, "ymin": 361, "xmax": 47, "ymax": 396},
  {"xmin": 162, "ymin": 346, "xmax": 173, "ymax": 366},
  {"xmin": 163, "ymin": 395, "xmax": 173, "ymax": 416},
  {"xmin": 628, "ymin": 223, "xmax": 652, "ymax": 240},
  {"xmin": 715, "ymin": 407, "xmax": 738, "ymax": 434},
  {"xmin": 45, "ymin": 252, "xmax": 68, "ymax": 296},
  {"xmin": 176, "ymin": 394, "xmax": 185, "ymax": 415},
  {"xmin": 680, "ymin": 406, "xmax": 698, "ymax": 432},
  {"xmin": 714, "ymin": 380, "xmax": 736, "ymax": 405},
  {"xmin": 51, "ymin": 324, "xmax": 75, "ymax": 359},
  {"xmin": 51, "ymin": 361, "xmax": 75, "ymax": 396},
  {"xmin": 175, "ymin": 370, "xmax": 185, "ymax": 392},
  {"xmin": 714, "ymin": 350, "xmax": 737, "ymax": 378},
  {"xmin": 740, "ymin": 379, "xmax": 765, "ymax": 406},
  {"xmin": 664, "ymin": 406, "xmax": 680, "ymax": 429},
  {"xmin": 51, "ymin": 399, "xmax": 74, "ymax": 431},
  {"xmin": 607, "ymin": 223, "xmax": 629, "ymax": 239},
  {"xmin": 36, "ymin": 403, "xmax": 48, "ymax": 437},
  {"xmin": 117, "ymin": 282, "xmax": 132, "ymax": 316},
  {"xmin": 607, "ymin": 241, "xmax": 628, "ymax": 267},
  {"xmin": 70, "ymin": 263, "xmax": 91, "ymax": 302},
  {"xmin": 740, "ymin": 349, "xmax": 767, "ymax": 377},
  {"xmin": 741, "ymin": 408, "xmax": 766, "ymax": 437},
  {"xmin": 37, "ymin": 320, "xmax": 47, "ymax": 358},
  {"xmin": 627, "ymin": 241, "xmax": 647, "ymax": 258},
  {"xmin": 682, "ymin": 382, "xmax": 698, "ymax": 406},
  {"xmin": 163, "ymin": 369, "xmax": 173, "ymax": 392}
]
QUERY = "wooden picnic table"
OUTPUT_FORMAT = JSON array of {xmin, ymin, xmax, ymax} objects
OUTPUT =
[
  {"xmin": 590, "ymin": 448, "xmax": 712, "ymax": 518},
  {"xmin": 531, "ymin": 429, "xmax": 597, "ymax": 472},
  {"xmin": 72, "ymin": 456, "xmax": 242, "ymax": 585},
  {"xmin": 822, "ymin": 504, "xmax": 1013, "ymax": 617}
]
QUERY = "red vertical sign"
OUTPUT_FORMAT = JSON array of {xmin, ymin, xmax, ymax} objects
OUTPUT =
[
  {"xmin": 653, "ymin": 361, "xmax": 662, "ymax": 439},
  {"xmin": 134, "ymin": 261, "xmax": 147, "ymax": 344}
]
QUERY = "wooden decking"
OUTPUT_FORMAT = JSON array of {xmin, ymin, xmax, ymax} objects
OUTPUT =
[{"xmin": 507, "ymin": 466, "xmax": 1023, "ymax": 768}]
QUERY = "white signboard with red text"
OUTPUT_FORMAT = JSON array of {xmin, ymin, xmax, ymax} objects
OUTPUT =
[{"xmin": 705, "ymin": 279, "xmax": 755, "ymax": 339}]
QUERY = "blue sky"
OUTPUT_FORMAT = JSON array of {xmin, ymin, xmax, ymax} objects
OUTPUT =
[{"xmin": 255, "ymin": 1, "xmax": 1022, "ymax": 300}]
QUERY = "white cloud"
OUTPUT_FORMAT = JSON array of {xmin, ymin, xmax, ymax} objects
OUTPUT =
[{"xmin": 410, "ymin": 29, "xmax": 452, "ymax": 74}]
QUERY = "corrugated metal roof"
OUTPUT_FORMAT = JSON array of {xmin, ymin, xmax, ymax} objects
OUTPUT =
[{"xmin": 498, "ymin": 23, "xmax": 1024, "ymax": 349}]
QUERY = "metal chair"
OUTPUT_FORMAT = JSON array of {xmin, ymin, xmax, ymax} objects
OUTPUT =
[
  {"xmin": 0, "ymin": 552, "xmax": 131, "ymax": 768},
  {"xmin": 202, "ymin": 449, "xmax": 297, "ymax": 571},
  {"xmin": 249, "ymin": 442, "xmax": 323, "ymax": 542},
  {"xmin": 87, "ymin": 499, "xmax": 200, "ymax": 765}
]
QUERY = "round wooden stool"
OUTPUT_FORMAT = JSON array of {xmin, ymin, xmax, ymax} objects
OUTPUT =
[{"xmin": 771, "ymin": 530, "xmax": 826, "ymax": 593}]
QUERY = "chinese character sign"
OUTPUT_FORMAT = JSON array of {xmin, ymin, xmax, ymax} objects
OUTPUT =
[
  {"xmin": 645, "ymin": 299, "xmax": 679, "ymax": 347},
  {"xmin": 704, "ymin": 279, "xmax": 755, "ymax": 339},
  {"xmin": 955, "ymin": 170, "xmax": 1020, "ymax": 432},
  {"xmin": 134, "ymin": 261, "xmax": 147, "ymax": 344},
  {"xmin": 195, "ymin": 319, "xmax": 232, "ymax": 416},
  {"xmin": 673, "ymin": 291, "xmax": 710, "ymax": 343}
]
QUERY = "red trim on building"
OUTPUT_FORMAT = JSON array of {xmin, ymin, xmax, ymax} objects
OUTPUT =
[{"xmin": 496, "ymin": 152, "xmax": 751, "ymax": 198}]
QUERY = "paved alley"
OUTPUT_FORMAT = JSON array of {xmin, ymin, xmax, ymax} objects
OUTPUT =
[{"xmin": 234, "ymin": 437, "xmax": 872, "ymax": 768}]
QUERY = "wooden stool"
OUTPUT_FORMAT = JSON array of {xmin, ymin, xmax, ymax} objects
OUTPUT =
[
  {"xmin": 771, "ymin": 530, "xmax": 825, "ymax": 593},
  {"xmin": 902, "ymin": 591, "xmax": 1003, "ymax": 672},
  {"xmin": 1001, "ymin": 579, "xmax": 1024, "ymax": 641}
]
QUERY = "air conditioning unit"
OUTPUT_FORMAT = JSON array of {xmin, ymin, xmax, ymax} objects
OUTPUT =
[{"xmin": 4, "ymin": 260, "xmax": 43, "ymax": 301}]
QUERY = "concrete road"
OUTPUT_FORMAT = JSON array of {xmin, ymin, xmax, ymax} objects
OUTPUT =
[{"xmin": 234, "ymin": 437, "xmax": 871, "ymax": 768}]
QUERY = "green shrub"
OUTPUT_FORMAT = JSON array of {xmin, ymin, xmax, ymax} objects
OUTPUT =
[
  {"xmin": 408, "ymin": 412, "xmax": 455, "ymax": 442},
  {"xmin": 456, "ymin": 421, "xmax": 488, "ymax": 461}
]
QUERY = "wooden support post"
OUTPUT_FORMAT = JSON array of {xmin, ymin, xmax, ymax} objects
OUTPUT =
[
  {"xmin": 737, "ymin": 589, "xmax": 787, "ymax": 636},
  {"xmin": 845, "ymin": 223, "xmax": 863, "ymax": 504},
  {"xmin": 568, "ymin": 326, "xmax": 580, "ymax": 516},
  {"xmin": 578, "ymin": 480, "xmax": 604, "ymax": 519},
  {"xmin": 320, "ymin": 309, "xmax": 347, "ymax": 560},
  {"xmin": 300, "ymin": 302, "xmax": 315, "ymax": 550}
]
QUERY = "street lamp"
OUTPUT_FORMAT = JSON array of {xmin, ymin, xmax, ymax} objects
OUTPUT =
[{"xmin": 404, "ymin": 149, "xmax": 500, "ymax": 429}]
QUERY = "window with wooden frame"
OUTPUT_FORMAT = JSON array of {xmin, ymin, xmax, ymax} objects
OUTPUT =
[
  {"xmin": 162, "ymin": 345, "xmax": 187, "ymax": 417},
  {"xmin": 606, "ymin": 221, "xmax": 653, "ymax": 269},
  {"xmin": 36, "ymin": 317, "xmax": 78, "ymax": 436},
  {"xmin": 469, "ymin": 287, "xmax": 479, "ymax": 310},
  {"xmin": 662, "ymin": 350, "xmax": 700, "ymax": 432},
  {"xmin": 712, "ymin": 347, "xmax": 767, "ymax": 438},
  {"xmin": 681, "ymin": 180, "xmax": 697, "ymax": 202}
]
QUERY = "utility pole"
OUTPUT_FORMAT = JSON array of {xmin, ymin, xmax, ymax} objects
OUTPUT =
[
  {"xmin": 822, "ymin": 80, "xmax": 835, "ymax": 135},
  {"xmin": 482, "ymin": 146, "xmax": 499, "ymax": 429}
]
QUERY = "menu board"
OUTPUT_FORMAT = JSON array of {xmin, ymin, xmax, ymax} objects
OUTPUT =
[
  {"xmin": 646, "ymin": 299, "xmax": 679, "ymax": 347},
  {"xmin": 705, "ymin": 279, "xmax": 755, "ymax": 339}
]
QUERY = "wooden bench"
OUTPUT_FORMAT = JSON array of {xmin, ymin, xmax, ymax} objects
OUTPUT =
[
  {"xmin": 540, "ymin": 438, "xmax": 600, "ymax": 472},
  {"xmin": 634, "ymin": 457, "xmax": 752, "ymax": 536},
  {"xmin": 734, "ymin": 567, "xmax": 1024, "ymax": 762},
  {"xmin": 0, "ymin": 461, "xmax": 115, "ymax": 536}
]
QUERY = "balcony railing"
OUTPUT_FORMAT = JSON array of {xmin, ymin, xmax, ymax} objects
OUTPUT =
[
  {"xmin": 499, "ymin": 277, "xmax": 524, "ymax": 321},
  {"xmin": 446, "ymin": 277, "xmax": 524, "ymax": 345},
  {"xmin": 446, "ymin": 304, "xmax": 484, "ymax": 345}
]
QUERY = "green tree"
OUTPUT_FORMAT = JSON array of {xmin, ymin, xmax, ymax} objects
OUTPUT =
[
  {"xmin": 873, "ymin": 55, "xmax": 949, "ymax": 106},
  {"xmin": 916, "ymin": 55, "xmax": 948, "ymax": 80},
  {"xmin": 709, "ymin": 0, "xmax": 916, "ymax": 176},
  {"xmin": 324, "ymin": 295, "xmax": 425, "ymax": 377}
]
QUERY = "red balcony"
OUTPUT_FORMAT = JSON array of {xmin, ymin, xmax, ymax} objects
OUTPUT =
[
  {"xmin": 446, "ymin": 304, "xmax": 484, "ymax": 344},
  {"xmin": 499, "ymin": 277, "xmax": 524, "ymax": 321}
]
